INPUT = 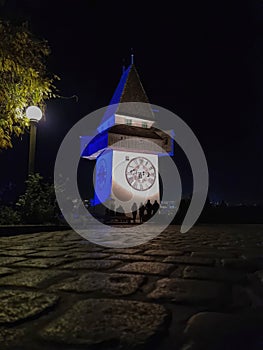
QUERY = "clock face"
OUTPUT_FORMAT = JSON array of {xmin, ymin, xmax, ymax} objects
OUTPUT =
[
  {"xmin": 97, "ymin": 158, "xmax": 107, "ymax": 190},
  {"xmin": 125, "ymin": 156, "xmax": 156, "ymax": 191}
]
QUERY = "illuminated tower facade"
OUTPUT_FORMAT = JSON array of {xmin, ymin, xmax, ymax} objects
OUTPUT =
[{"xmin": 81, "ymin": 59, "xmax": 173, "ymax": 214}]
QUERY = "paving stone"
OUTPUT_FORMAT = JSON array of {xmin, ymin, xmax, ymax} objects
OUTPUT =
[
  {"xmin": 37, "ymin": 245, "xmax": 82, "ymax": 251},
  {"xmin": 117, "ymin": 262, "xmax": 174, "ymax": 276},
  {"xmin": 26, "ymin": 251, "xmax": 70, "ymax": 258},
  {"xmin": 0, "ymin": 257, "xmax": 26, "ymax": 266},
  {"xmin": 60, "ymin": 259, "xmax": 121, "ymax": 270},
  {"xmin": 102, "ymin": 248, "xmax": 142, "ymax": 254},
  {"xmin": 0, "ymin": 226, "xmax": 262, "ymax": 349},
  {"xmin": 170, "ymin": 305, "xmax": 207, "ymax": 324},
  {"xmin": 183, "ymin": 266, "xmax": 246, "ymax": 283},
  {"xmin": 65, "ymin": 246, "xmax": 104, "ymax": 253},
  {"xmin": 108, "ymin": 254, "xmax": 155, "ymax": 261},
  {"xmin": 11, "ymin": 257, "xmax": 68, "ymax": 268},
  {"xmin": 4, "ymin": 245, "xmax": 40, "ymax": 251},
  {"xmin": 76, "ymin": 239, "xmax": 100, "ymax": 245},
  {"xmin": 164, "ymin": 256, "xmax": 214, "ymax": 266},
  {"xmin": 170, "ymin": 265, "xmax": 186, "ymax": 278},
  {"xmin": 183, "ymin": 310, "xmax": 263, "ymax": 350},
  {"xmin": 51, "ymin": 272, "xmax": 145, "ymax": 295},
  {"xmin": 0, "ymin": 290, "xmax": 59, "ymax": 325},
  {"xmin": 0, "ymin": 269, "xmax": 74, "ymax": 288},
  {"xmin": 64, "ymin": 252, "xmax": 110, "ymax": 259},
  {"xmin": 0, "ymin": 250, "xmax": 37, "ymax": 256},
  {"xmin": 222, "ymin": 257, "xmax": 263, "ymax": 271},
  {"xmin": 60, "ymin": 235, "xmax": 83, "ymax": 242},
  {"xmin": 191, "ymin": 251, "xmax": 237, "ymax": 259},
  {"xmin": 0, "ymin": 327, "xmax": 26, "ymax": 348},
  {"xmin": 0, "ymin": 267, "xmax": 16, "ymax": 277},
  {"xmin": 253, "ymin": 270, "xmax": 263, "ymax": 284},
  {"xmin": 144, "ymin": 250, "xmax": 184, "ymax": 256},
  {"xmin": 248, "ymin": 269, "xmax": 263, "ymax": 297},
  {"xmin": 230, "ymin": 285, "xmax": 256, "ymax": 309},
  {"xmin": 160, "ymin": 305, "xmax": 209, "ymax": 350},
  {"xmin": 148, "ymin": 278, "xmax": 228, "ymax": 305},
  {"xmin": 40, "ymin": 299, "xmax": 169, "ymax": 347}
]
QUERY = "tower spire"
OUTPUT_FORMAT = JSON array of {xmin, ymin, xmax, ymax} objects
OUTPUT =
[{"xmin": 131, "ymin": 48, "xmax": 134, "ymax": 65}]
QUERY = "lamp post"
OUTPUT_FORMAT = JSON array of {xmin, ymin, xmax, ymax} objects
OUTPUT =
[{"xmin": 26, "ymin": 106, "xmax": 43, "ymax": 176}]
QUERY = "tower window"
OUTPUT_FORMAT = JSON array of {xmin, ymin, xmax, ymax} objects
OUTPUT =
[
  {"xmin": 126, "ymin": 119, "xmax": 132, "ymax": 126},
  {"xmin": 142, "ymin": 122, "xmax": 148, "ymax": 128}
]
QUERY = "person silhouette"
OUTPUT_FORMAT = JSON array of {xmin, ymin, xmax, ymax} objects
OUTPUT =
[
  {"xmin": 139, "ymin": 203, "xmax": 145, "ymax": 223},
  {"xmin": 145, "ymin": 200, "xmax": 153, "ymax": 219},
  {"xmin": 152, "ymin": 200, "xmax": 160, "ymax": 215},
  {"xmin": 131, "ymin": 202, "xmax": 137, "ymax": 223},
  {"xmin": 116, "ymin": 205, "xmax": 124, "ymax": 216}
]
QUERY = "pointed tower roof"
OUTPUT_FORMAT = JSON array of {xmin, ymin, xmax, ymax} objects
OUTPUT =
[{"xmin": 102, "ymin": 63, "xmax": 155, "ymax": 122}]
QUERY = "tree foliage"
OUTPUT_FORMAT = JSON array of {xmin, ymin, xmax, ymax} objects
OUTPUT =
[{"xmin": 0, "ymin": 20, "xmax": 57, "ymax": 149}]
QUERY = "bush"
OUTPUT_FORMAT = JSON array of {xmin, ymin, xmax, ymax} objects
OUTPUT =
[
  {"xmin": 16, "ymin": 173, "xmax": 59, "ymax": 224},
  {"xmin": 0, "ymin": 205, "xmax": 21, "ymax": 225}
]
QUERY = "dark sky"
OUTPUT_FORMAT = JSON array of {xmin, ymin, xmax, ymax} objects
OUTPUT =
[{"xmin": 0, "ymin": 0, "xmax": 263, "ymax": 204}]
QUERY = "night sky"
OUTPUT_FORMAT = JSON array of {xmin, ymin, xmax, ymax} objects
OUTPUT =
[{"xmin": 0, "ymin": 0, "xmax": 262, "ymax": 205}]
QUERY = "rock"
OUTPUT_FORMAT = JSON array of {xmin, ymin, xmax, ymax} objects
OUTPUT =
[
  {"xmin": 0, "ymin": 290, "xmax": 59, "ymax": 325},
  {"xmin": 40, "ymin": 299, "xmax": 169, "ymax": 347},
  {"xmin": 148, "ymin": 278, "xmax": 228, "ymax": 306},
  {"xmin": 117, "ymin": 262, "xmax": 174, "ymax": 276},
  {"xmin": 51, "ymin": 272, "xmax": 145, "ymax": 296}
]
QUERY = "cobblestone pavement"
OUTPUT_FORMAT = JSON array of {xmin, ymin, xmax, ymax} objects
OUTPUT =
[{"xmin": 0, "ymin": 224, "xmax": 263, "ymax": 350}]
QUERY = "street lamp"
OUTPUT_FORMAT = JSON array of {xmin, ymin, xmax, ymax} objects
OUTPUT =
[{"xmin": 26, "ymin": 106, "xmax": 43, "ymax": 175}]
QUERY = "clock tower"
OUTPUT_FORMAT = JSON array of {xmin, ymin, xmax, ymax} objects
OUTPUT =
[{"xmin": 81, "ymin": 59, "xmax": 173, "ymax": 214}]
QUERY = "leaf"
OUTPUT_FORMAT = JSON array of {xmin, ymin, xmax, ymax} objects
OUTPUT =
[{"xmin": 0, "ymin": 20, "xmax": 59, "ymax": 150}]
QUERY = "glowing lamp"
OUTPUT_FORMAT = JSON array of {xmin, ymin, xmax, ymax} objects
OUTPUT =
[
  {"xmin": 26, "ymin": 106, "xmax": 42, "ymax": 122},
  {"xmin": 26, "ymin": 106, "xmax": 42, "ymax": 175}
]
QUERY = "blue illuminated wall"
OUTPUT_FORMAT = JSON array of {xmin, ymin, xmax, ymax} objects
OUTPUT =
[
  {"xmin": 80, "ymin": 132, "xmax": 108, "ymax": 158},
  {"xmin": 93, "ymin": 150, "xmax": 113, "ymax": 205}
]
